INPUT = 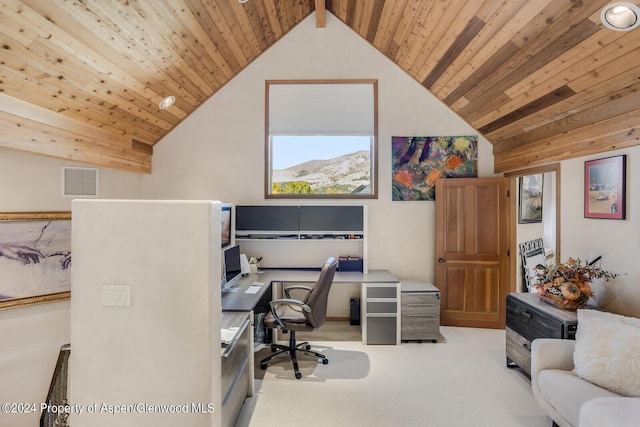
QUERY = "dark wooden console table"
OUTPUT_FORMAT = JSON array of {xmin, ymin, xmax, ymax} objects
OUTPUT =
[{"xmin": 506, "ymin": 293, "xmax": 579, "ymax": 376}]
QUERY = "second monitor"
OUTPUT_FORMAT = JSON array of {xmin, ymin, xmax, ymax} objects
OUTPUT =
[{"xmin": 222, "ymin": 244, "xmax": 242, "ymax": 292}]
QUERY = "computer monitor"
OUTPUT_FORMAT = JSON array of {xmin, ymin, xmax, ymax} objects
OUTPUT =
[
  {"xmin": 221, "ymin": 205, "xmax": 232, "ymax": 248},
  {"xmin": 222, "ymin": 244, "xmax": 242, "ymax": 291}
]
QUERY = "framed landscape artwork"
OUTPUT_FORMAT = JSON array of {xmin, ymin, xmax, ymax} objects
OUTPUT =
[
  {"xmin": 584, "ymin": 155, "xmax": 626, "ymax": 220},
  {"xmin": 0, "ymin": 212, "xmax": 71, "ymax": 310},
  {"xmin": 518, "ymin": 174, "xmax": 544, "ymax": 224}
]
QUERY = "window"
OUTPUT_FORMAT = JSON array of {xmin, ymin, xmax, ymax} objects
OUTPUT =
[{"xmin": 265, "ymin": 80, "xmax": 378, "ymax": 199}]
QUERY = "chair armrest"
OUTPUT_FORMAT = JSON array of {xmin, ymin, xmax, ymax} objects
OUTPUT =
[
  {"xmin": 284, "ymin": 285, "xmax": 312, "ymax": 299},
  {"xmin": 531, "ymin": 338, "xmax": 575, "ymax": 396},
  {"xmin": 269, "ymin": 298, "xmax": 311, "ymax": 328}
]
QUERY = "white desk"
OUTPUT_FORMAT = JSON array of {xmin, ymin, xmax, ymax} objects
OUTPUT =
[{"xmin": 221, "ymin": 269, "xmax": 398, "ymax": 312}]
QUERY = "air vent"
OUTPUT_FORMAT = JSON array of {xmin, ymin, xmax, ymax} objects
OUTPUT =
[{"xmin": 62, "ymin": 167, "xmax": 98, "ymax": 197}]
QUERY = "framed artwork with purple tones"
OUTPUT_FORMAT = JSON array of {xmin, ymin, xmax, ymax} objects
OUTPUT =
[{"xmin": 392, "ymin": 136, "xmax": 478, "ymax": 201}]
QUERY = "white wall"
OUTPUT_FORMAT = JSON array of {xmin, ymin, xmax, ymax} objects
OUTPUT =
[
  {"xmin": 560, "ymin": 146, "xmax": 640, "ymax": 317},
  {"xmin": 0, "ymin": 149, "xmax": 142, "ymax": 427},
  {"xmin": 70, "ymin": 200, "xmax": 221, "ymax": 427},
  {"xmin": 143, "ymin": 13, "xmax": 497, "ymax": 282},
  {"xmin": 0, "ymin": 149, "xmax": 142, "ymax": 211}
]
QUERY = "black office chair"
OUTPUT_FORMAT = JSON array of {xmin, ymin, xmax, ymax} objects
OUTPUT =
[{"xmin": 260, "ymin": 257, "xmax": 338, "ymax": 379}]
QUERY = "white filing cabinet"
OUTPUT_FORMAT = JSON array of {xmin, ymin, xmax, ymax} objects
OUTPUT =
[{"xmin": 361, "ymin": 282, "xmax": 400, "ymax": 345}]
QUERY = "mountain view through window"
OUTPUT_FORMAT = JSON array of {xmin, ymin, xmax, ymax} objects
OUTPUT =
[{"xmin": 270, "ymin": 135, "xmax": 373, "ymax": 195}]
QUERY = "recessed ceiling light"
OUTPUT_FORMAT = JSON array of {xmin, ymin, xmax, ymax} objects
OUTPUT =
[
  {"xmin": 601, "ymin": 2, "xmax": 640, "ymax": 31},
  {"xmin": 239, "ymin": 0, "xmax": 249, "ymax": 3},
  {"xmin": 159, "ymin": 96, "xmax": 176, "ymax": 109}
]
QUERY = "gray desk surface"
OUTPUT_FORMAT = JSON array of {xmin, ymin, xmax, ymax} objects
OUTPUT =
[{"xmin": 221, "ymin": 269, "xmax": 398, "ymax": 312}]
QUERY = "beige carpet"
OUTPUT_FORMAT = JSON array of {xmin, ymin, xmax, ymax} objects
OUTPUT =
[
  {"xmin": 237, "ymin": 326, "xmax": 551, "ymax": 427},
  {"xmin": 294, "ymin": 320, "xmax": 363, "ymax": 341},
  {"xmin": 272, "ymin": 320, "xmax": 447, "ymax": 343}
]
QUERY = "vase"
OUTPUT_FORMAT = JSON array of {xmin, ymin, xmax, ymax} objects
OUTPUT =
[{"xmin": 538, "ymin": 293, "xmax": 587, "ymax": 310}]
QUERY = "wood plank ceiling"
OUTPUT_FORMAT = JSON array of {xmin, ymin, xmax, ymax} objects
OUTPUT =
[{"xmin": 1, "ymin": 0, "xmax": 639, "ymax": 174}]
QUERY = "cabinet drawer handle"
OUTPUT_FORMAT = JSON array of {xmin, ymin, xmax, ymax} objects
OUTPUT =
[
  {"xmin": 524, "ymin": 310, "xmax": 534, "ymax": 319},
  {"xmin": 522, "ymin": 342, "xmax": 531, "ymax": 352},
  {"xmin": 404, "ymin": 293, "xmax": 438, "ymax": 297}
]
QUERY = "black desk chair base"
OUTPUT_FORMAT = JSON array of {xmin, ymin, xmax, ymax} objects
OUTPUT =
[
  {"xmin": 260, "ymin": 257, "xmax": 337, "ymax": 380},
  {"xmin": 259, "ymin": 330, "xmax": 328, "ymax": 380}
]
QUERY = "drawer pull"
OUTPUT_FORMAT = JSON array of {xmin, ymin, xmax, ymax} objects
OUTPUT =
[
  {"xmin": 522, "ymin": 342, "xmax": 531, "ymax": 352},
  {"xmin": 524, "ymin": 310, "xmax": 534, "ymax": 319},
  {"xmin": 404, "ymin": 292, "xmax": 439, "ymax": 296}
]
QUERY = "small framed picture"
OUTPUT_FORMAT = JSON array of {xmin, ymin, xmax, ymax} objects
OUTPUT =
[
  {"xmin": 584, "ymin": 155, "xmax": 626, "ymax": 220},
  {"xmin": 518, "ymin": 174, "xmax": 544, "ymax": 224}
]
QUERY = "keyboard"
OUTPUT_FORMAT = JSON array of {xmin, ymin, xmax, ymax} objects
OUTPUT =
[{"xmin": 245, "ymin": 282, "xmax": 264, "ymax": 294}]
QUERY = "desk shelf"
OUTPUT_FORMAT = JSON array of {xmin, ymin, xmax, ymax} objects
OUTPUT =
[
  {"xmin": 235, "ymin": 205, "xmax": 368, "ymax": 273},
  {"xmin": 236, "ymin": 233, "xmax": 363, "ymax": 241}
]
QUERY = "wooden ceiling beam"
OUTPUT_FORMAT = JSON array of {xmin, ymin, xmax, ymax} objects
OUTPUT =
[
  {"xmin": 316, "ymin": 0, "xmax": 326, "ymax": 28},
  {"xmin": 487, "ymin": 70, "xmax": 640, "ymax": 149},
  {"xmin": 494, "ymin": 111, "xmax": 640, "ymax": 173},
  {"xmin": 0, "ymin": 111, "xmax": 151, "ymax": 173}
]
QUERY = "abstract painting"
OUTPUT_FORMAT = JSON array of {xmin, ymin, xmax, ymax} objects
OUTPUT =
[
  {"xmin": 0, "ymin": 212, "xmax": 71, "ymax": 309},
  {"xmin": 392, "ymin": 136, "xmax": 478, "ymax": 201}
]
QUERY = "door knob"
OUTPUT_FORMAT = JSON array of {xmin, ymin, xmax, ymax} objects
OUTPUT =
[{"xmin": 438, "ymin": 258, "xmax": 447, "ymax": 263}]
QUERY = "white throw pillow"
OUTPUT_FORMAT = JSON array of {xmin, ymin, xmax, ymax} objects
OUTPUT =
[{"xmin": 574, "ymin": 309, "xmax": 640, "ymax": 397}]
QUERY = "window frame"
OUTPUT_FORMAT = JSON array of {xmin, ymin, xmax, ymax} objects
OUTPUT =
[{"xmin": 264, "ymin": 79, "xmax": 378, "ymax": 199}]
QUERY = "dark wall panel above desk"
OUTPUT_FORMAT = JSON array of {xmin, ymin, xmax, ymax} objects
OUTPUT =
[
  {"xmin": 235, "ymin": 205, "xmax": 364, "ymax": 234},
  {"xmin": 235, "ymin": 205, "xmax": 367, "ymax": 276},
  {"xmin": 235, "ymin": 206, "xmax": 299, "ymax": 231},
  {"xmin": 299, "ymin": 206, "xmax": 363, "ymax": 232}
]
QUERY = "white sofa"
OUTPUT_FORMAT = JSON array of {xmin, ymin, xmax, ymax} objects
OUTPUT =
[
  {"xmin": 531, "ymin": 308, "xmax": 640, "ymax": 427},
  {"xmin": 530, "ymin": 339, "xmax": 640, "ymax": 426}
]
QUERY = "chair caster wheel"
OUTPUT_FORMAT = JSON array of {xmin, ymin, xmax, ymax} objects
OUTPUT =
[
  {"xmin": 295, "ymin": 372, "xmax": 302, "ymax": 379},
  {"xmin": 305, "ymin": 345, "xmax": 311, "ymax": 350},
  {"xmin": 322, "ymin": 358, "xmax": 329, "ymax": 365},
  {"xmin": 260, "ymin": 364, "xmax": 267, "ymax": 370},
  {"xmin": 270, "ymin": 345, "xmax": 277, "ymax": 352}
]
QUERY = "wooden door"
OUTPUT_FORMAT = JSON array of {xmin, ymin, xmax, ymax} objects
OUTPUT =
[{"xmin": 435, "ymin": 178, "xmax": 510, "ymax": 329}]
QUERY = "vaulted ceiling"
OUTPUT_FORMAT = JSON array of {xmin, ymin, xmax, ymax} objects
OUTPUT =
[{"xmin": 1, "ymin": 0, "xmax": 639, "ymax": 174}]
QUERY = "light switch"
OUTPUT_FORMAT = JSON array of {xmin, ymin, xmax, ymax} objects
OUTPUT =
[{"xmin": 102, "ymin": 285, "xmax": 131, "ymax": 307}]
